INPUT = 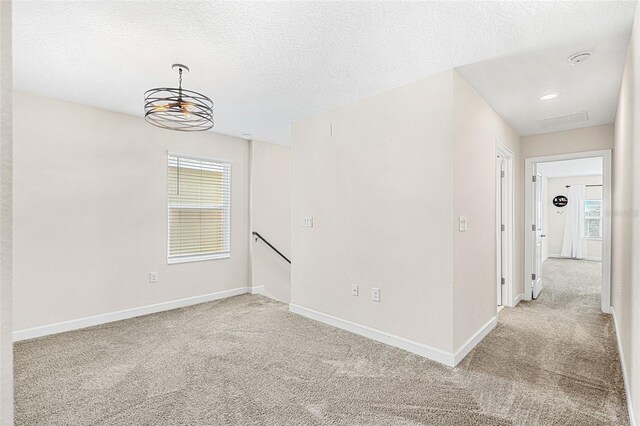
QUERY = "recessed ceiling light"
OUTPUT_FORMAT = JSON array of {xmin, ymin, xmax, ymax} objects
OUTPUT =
[{"xmin": 540, "ymin": 93, "xmax": 559, "ymax": 101}]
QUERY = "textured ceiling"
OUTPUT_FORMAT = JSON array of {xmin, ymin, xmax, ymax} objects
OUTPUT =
[{"xmin": 14, "ymin": 1, "xmax": 637, "ymax": 145}]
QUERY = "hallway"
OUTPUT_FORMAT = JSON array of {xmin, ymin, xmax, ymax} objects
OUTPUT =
[
  {"xmin": 461, "ymin": 258, "xmax": 626, "ymax": 424},
  {"xmin": 15, "ymin": 259, "xmax": 627, "ymax": 425}
]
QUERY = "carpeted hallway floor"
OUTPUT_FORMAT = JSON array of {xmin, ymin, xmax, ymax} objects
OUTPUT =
[{"xmin": 15, "ymin": 258, "xmax": 628, "ymax": 425}]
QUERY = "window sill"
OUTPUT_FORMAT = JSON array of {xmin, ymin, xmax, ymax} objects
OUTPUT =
[
  {"xmin": 168, "ymin": 253, "xmax": 230, "ymax": 264},
  {"xmin": 586, "ymin": 237, "xmax": 602, "ymax": 241}
]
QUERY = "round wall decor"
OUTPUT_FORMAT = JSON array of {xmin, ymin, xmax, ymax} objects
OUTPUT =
[{"xmin": 553, "ymin": 195, "xmax": 568, "ymax": 207}]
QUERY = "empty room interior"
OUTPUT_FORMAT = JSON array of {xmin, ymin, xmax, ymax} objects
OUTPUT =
[{"xmin": 1, "ymin": 1, "xmax": 640, "ymax": 425}]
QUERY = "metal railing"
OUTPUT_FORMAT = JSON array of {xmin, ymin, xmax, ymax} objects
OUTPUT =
[{"xmin": 252, "ymin": 232, "xmax": 291, "ymax": 264}]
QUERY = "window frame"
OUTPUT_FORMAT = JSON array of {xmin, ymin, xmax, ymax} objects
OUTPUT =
[
  {"xmin": 166, "ymin": 152, "xmax": 232, "ymax": 264},
  {"xmin": 584, "ymin": 198, "xmax": 602, "ymax": 240}
]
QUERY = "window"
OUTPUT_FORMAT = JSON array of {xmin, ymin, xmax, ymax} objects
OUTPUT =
[
  {"xmin": 584, "ymin": 199, "xmax": 602, "ymax": 239},
  {"xmin": 167, "ymin": 154, "xmax": 231, "ymax": 263}
]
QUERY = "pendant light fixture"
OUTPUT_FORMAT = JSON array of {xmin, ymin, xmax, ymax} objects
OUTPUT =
[{"xmin": 144, "ymin": 64, "xmax": 214, "ymax": 132}]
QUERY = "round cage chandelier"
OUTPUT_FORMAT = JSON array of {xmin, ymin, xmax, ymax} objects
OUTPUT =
[{"xmin": 144, "ymin": 64, "xmax": 214, "ymax": 132}]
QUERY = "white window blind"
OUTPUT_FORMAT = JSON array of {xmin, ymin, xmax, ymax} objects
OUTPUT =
[{"xmin": 167, "ymin": 154, "xmax": 231, "ymax": 263}]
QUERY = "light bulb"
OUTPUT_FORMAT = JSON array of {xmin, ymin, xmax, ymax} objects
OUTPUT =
[
  {"xmin": 153, "ymin": 104, "xmax": 170, "ymax": 112},
  {"xmin": 181, "ymin": 102, "xmax": 191, "ymax": 117}
]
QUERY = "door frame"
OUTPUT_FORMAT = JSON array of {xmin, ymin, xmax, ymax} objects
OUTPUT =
[
  {"xmin": 496, "ymin": 143, "xmax": 514, "ymax": 308},
  {"xmin": 524, "ymin": 149, "xmax": 612, "ymax": 313}
]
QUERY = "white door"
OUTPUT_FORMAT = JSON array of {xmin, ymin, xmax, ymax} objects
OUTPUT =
[{"xmin": 532, "ymin": 166, "xmax": 543, "ymax": 299}]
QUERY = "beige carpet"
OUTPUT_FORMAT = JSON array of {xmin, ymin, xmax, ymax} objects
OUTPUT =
[{"xmin": 15, "ymin": 259, "xmax": 628, "ymax": 425}]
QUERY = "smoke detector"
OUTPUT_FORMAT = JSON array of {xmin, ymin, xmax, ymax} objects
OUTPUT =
[{"xmin": 568, "ymin": 51, "xmax": 591, "ymax": 65}]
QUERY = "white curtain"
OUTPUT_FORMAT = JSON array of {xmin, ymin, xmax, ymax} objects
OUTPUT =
[{"xmin": 561, "ymin": 185, "xmax": 588, "ymax": 259}]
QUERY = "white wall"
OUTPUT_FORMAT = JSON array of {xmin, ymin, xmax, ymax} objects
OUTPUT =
[
  {"xmin": 250, "ymin": 140, "xmax": 291, "ymax": 302},
  {"xmin": 522, "ymin": 124, "xmax": 614, "ymax": 158},
  {"xmin": 0, "ymin": 1, "xmax": 12, "ymax": 422},
  {"xmin": 291, "ymin": 69, "xmax": 522, "ymax": 361},
  {"xmin": 452, "ymin": 72, "xmax": 522, "ymax": 349},
  {"xmin": 292, "ymin": 70, "xmax": 455, "ymax": 353},
  {"xmin": 13, "ymin": 92, "xmax": 251, "ymax": 331},
  {"xmin": 612, "ymin": 4, "xmax": 640, "ymax": 422},
  {"xmin": 544, "ymin": 175, "xmax": 602, "ymax": 260}
]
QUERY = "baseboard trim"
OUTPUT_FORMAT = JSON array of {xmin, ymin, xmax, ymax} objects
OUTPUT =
[
  {"xmin": 610, "ymin": 306, "xmax": 637, "ymax": 426},
  {"xmin": 250, "ymin": 285, "xmax": 264, "ymax": 295},
  {"xmin": 512, "ymin": 293, "xmax": 522, "ymax": 307},
  {"xmin": 289, "ymin": 303, "xmax": 455, "ymax": 367},
  {"xmin": 13, "ymin": 286, "xmax": 250, "ymax": 342},
  {"xmin": 548, "ymin": 254, "xmax": 602, "ymax": 262},
  {"xmin": 249, "ymin": 285, "xmax": 285, "ymax": 303},
  {"xmin": 453, "ymin": 316, "xmax": 497, "ymax": 365}
]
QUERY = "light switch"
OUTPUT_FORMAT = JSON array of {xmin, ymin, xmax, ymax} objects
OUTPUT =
[
  {"xmin": 303, "ymin": 216, "xmax": 314, "ymax": 228},
  {"xmin": 459, "ymin": 216, "xmax": 467, "ymax": 232}
]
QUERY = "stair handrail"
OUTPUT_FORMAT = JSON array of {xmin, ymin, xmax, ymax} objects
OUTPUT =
[{"xmin": 252, "ymin": 231, "xmax": 291, "ymax": 264}]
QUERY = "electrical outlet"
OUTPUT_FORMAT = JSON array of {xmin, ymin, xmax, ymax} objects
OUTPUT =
[
  {"xmin": 372, "ymin": 287, "xmax": 380, "ymax": 302},
  {"xmin": 149, "ymin": 272, "xmax": 159, "ymax": 283},
  {"xmin": 459, "ymin": 216, "xmax": 467, "ymax": 232},
  {"xmin": 352, "ymin": 284, "xmax": 359, "ymax": 296},
  {"xmin": 303, "ymin": 216, "xmax": 314, "ymax": 228}
]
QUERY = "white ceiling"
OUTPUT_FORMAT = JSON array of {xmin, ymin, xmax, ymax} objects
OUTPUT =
[
  {"xmin": 456, "ymin": 34, "xmax": 631, "ymax": 136},
  {"xmin": 14, "ymin": 1, "xmax": 637, "ymax": 145},
  {"xmin": 538, "ymin": 158, "xmax": 602, "ymax": 178}
]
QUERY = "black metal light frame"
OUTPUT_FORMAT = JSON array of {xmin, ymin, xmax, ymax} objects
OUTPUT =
[{"xmin": 144, "ymin": 64, "xmax": 214, "ymax": 132}]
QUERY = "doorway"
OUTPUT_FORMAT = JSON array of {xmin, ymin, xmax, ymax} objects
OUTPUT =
[
  {"xmin": 496, "ymin": 144, "xmax": 514, "ymax": 308},
  {"xmin": 524, "ymin": 150, "xmax": 611, "ymax": 313}
]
